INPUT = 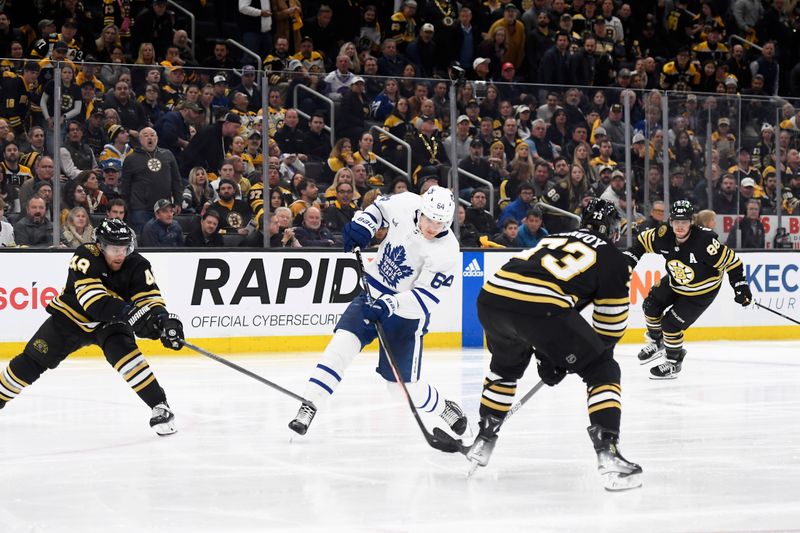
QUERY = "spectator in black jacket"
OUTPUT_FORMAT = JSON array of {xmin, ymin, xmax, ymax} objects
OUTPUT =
[
  {"xmin": 726, "ymin": 199, "xmax": 765, "ymax": 249},
  {"xmin": 305, "ymin": 113, "xmax": 331, "ymax": 162},
  {"xmin": 131, "ymin": 0, "xmax": 174, "ymax": 57},
  {"xmin": 103, "ymin": 79, "xmax": 147, "ymax": 140},
  {"xmin": 154, "ymin": 100, "xmax": 204, "ymax": 161},
  {"xmin": 181, "ymin": 113, "xmax": 241, "ymax": 177},
  {"xmin": 121, "ymin": 127, "xmax": 183, "ymax": 234},
  {"xmin": 337, "ymin": 78, "xmax": 370, "ymax": 143},
  {"xmin": 294, "ymin": 206, "xmax": 337, "ymax": 247},
  {"xmin": 323, "ymin": 181, "xmax": 357, "ymax": 236},
  {"xmin": 274, "ymin": 109, "xmax": 307, "ymax": 160},
  {"xmin": 140, "ymin": 199, "xmax": 184, "ymax": 247},
  {"xmin": 464, "ymin": 188, "xmax": 497, "ymax": 236},
  {"xmin": 185, "ymin": 209, "xmax": 223, "ymax": 247}
]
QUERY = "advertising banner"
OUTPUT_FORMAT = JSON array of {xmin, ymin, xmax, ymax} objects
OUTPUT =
[{"xmin": 715, "ymin": 215, "xmax": 800, "ymax": 249}]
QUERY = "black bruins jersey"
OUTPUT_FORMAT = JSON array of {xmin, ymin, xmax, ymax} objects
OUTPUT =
[
  {"xmin": 47, "ymin": 244, "xmax": 166, "ymax": 333},
  {"xmin": 480, "ymin": 229, "xmax": 631, "ymax": 345},
  {"xmin": 625, "ymin": 224, "xmax": 744, "ymax": 297}
]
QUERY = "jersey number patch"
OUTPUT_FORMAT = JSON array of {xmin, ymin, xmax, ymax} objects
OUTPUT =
[
  {"xmin": 517, "ymin": 237, "xmax": 597, "ymax": 281},
  {"xmin": 69, "ymin": 256, "xmax": 91, "ymax": 274},
  {"xmin": 431, "ymin": 272, "xmax": 454, "ymax": 289}
]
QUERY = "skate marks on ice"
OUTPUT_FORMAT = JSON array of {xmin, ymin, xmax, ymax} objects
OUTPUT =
[{"xmin": 1, "ymin": 344, "xmax": 799, "ymax": 531}]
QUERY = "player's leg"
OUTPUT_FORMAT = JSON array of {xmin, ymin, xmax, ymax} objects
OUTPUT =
[
  {"xmin": 467, "ymin": 302, "xmax": 537, "ymax": 466},
  {"xmin": 289, "ymin": 293, "xmax": 376, "ymax": 435},
  {"xmin": 95, "ymin": 324, "xmax": 175, "ymax": 435},
  {"xmin": 638, "ymin": 281, "xmax": 676, "ymax": 364},
  {"xmin": 0, "ymin": 317, "xmax": 84, "ymax": 410},
  {"xmin": 650, "ymin": 291, "xmax": 717, "ymax": 380},
  {"xmin": 578, "ymin": 351, "xmax": 642, "ymax": 491}
]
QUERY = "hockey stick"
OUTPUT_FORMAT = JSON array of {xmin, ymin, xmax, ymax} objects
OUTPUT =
[
  {"xmin": 754, "ymin": 303, "xmax": 800, "ymax": 326},
  {"xmin": 180, "ymin": 340, "xmax": 315, "ymax": 407},
  {"xmin": 353, "ymin": 248, "xmax": 463, "ymax": 453}
]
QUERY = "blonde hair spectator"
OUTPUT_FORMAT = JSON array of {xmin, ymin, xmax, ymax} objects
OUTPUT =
[{"xmin": 61, "ymin": 206, "xmax": 95, "ymax": 248}]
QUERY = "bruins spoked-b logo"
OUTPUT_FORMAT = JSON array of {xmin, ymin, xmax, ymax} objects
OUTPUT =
[
  {"xmin": 147, "ymin": 158, "xmax": 162, "ymax": 172},
  {"xmin": 667, "ymin": 259, "xmax": 695, "ymax": 285},
  {"xmin": 32, "ymin": 338, "xmax": 49, "ymax": 354}
]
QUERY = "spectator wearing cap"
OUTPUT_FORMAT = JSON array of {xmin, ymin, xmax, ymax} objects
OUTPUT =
[
  {"xmin": 660, "ymin": 47, "xmax": 701, "ymax": 91},
  {"xmin": 210, "ymin": 74, "xmax": 232, "ymax": 109},
  {"xmin": 181, "ymin": 112, "xmax": 241, "ymax": 178},
  {"xmin": 726, "ymin": 198, "xmax": 765, "ymax": 249},
  {"xmin": 231, "ymin": 65, "xmax": 262, "ymax": 112},
  {"xmin": 290, "ymin": 36, "xmax": 326, "ymax": 73},
  {"xmin": 752, "ymin": 123, "xmax": 775, "ymax": 170},
  {"xmin": 388, "ymin": 0, "xmax": 419, "ymax": 52},
  {"xmin": 755, "ymin": 167, "xmax": 778, "ymax": 215},
  {"xmin": 35, "ymin": 40, "xmax": 70, "ymax": 90},
  {"xmin": 498, "ymin": 182, "xmax": 536, "ymax": 226},
  {"xmin": 459, "ymin": 139, "xmax": 491, "ymax": 195},
  {"xmin": 471, "ymin": 56, "xmax": 492, "ymax": 83},
  {"xmin": 338, "ymin": 77, "xmax": 370, "ymax": 144},
  {"xmin": 60, "ymin": 120, "xmax": 98, "ymax": 180},
  {"xmin": 601, "ymin": 103, "xmax": 626, "ymax": 157},
  {"xmin": 154, "ymin": 100, "xmax": 204, "ymax": 161},
  {"xmin": 406, "ymin": 23, "xmax": 437, "ymax": 78},
  {"xmin": 122, "ymin": 127, "xmax": 183, "ymax": 233},
  {"xmin": 210, "ymin": 178, "xmax": 253, "ymax": 235},
  {"xmin": 99, "ymin": 125, "xmax": 132, "ymax": 166},
  {"xmin": 99, "ymin": 159, "xmax": 124, "ymax": 202},
  {"xmin": 488, "ymin": 3, "xmax": 525, "ymax": 69},
  {"xmin": 712, "ymin": 117, "xmax": 737, "ymax": 168},
  {"xmin": 445, "ymin": 115, "xmax": 473, "ymax": 164},
  {"xmin": 497, "ymin": 62, "xmax": 525, "ymax": 103},
  {"xmin": 599, "ymin": 168, "xmax": 627, "ymax": 210},
  {"xmin": 140, "ymin": 198, "xmax": 184, "ymax": 247}
]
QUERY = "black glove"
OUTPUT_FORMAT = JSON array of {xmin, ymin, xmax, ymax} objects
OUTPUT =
[
  {"xmin": 126, "ymin": 304, "xmax": 163, "ymax": 340},
  {"xmin": 536, "ymin": 357, "xmax": 566, "ymax": 387},
  {"xmin": 160, "ymin": 314, "xmax": 184, "ymax": 351},
  {"xmin": 733, "ymin": 280, "xmax": 752, "ymax": 307}
]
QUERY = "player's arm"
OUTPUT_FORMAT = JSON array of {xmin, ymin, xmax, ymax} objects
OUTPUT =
[
  {"xmin": 342, "ymin": 195, "xmax": 390, "ymax": 252},
  {"xmin": 248, "ymin": 183, "xmax": 264, "ymax": 229},
  {"xmin": 704, "ymin": 234, "xmax": 751, "ymax": 306},
  {"xmin": 591, "ymin": 256, "xmax": 631, "ymax": 346},
  {"xmin": 622, "ymin": 226, "xmax": 656, "ymax": 268},
  {"xmin": 388, "ymin": 253, "xmax": 459, "ymax": 320},
  {"xmin": 127, "ymin": 257, "xmax": 185, "ymax": 350}
]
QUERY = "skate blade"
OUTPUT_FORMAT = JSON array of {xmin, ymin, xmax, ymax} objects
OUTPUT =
[
  {"xmin": 602, "ymin": 471, "xmax": 643, "ymax": 491},
  {"xmin": 466, "ymin": 460, "xmax": 480, "ymax": 478},
  {"xmin": 649, "ymin": 373, "xmax": 678, "ymax": 381},
  {"xmin": 153, "ymin": 420, "xmax": 177, "ymax": 436},
  {"xmin": 638, "ymin": 350, "xmax": 665, "ymax": 365}
]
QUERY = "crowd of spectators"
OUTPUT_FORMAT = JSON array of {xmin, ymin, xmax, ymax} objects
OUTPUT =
[{"xmin": 1, "ymin": 0, "xmax": 800, "ymax": 250}]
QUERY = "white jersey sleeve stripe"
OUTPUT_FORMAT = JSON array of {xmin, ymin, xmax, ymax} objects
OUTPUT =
[
  {"xmin": 411, "ymin": 291, "xmax": 430, "ymax": 316},
  {"xmin": 414, "ymin": 286, "xmax": 440, "ymax": 304}
]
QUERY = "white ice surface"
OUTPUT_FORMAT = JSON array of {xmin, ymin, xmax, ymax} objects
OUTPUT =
[{"xmin": 1, "ymin": 341, "xmax": 799, "ymax": 533}]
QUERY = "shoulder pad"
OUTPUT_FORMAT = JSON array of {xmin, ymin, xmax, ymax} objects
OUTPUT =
[{"xmin": 84, "ymin": 243, "xmax": 101, "ymax": 256}]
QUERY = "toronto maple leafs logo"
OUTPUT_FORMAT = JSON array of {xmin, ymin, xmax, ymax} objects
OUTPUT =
[{"xmin": 378, "ymin": 242, "xmax": 414, "ymax": 288}]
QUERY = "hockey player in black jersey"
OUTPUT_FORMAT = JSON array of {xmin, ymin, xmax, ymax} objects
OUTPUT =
[
  {"xmin": 626, "ymin": 200, "xmax": 752, "ymax": 379},
  {"xmin": 469, "ymin": 199, "xmax": 642, "ymax": 491},
  {"xmin": 0, "ymin": 219, "xmax": 184, "ymax": 435}
]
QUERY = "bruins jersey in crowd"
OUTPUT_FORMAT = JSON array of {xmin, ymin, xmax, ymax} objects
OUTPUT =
[
  {"xmin": 660, "ymin": 60, "xmax": 701, "ymax": 90},
  {"xmin": 479, "ymin": 230, "xmax": 631, "ymax": 345},
  {"xmin": 47, "ymin": 244, "xmax": 166, "ymax": 333},
  {"xmin": 0, "ymin": 71, "xmax": 31, "ymax": 132},
  {"xmin": 625, "ymin": 224, "xmax": 744, "ymax": 297},
  {"xmin": 30, "ymin": 33, "xmax": 84, "ymax": 62}
]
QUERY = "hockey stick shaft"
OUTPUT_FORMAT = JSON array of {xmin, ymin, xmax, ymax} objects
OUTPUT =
[
  {"xmin": 353, "ymin": 248, "xmax": 442, "ymax": 449},
  {"xmin": 180, "ymin": 340, "xmax": 315, "ymax": 407},
  {"xmin": 503, "ymin": 379, "xmax": 545, "ymax": 423},
  {"xmin": 754, "ymin": 303, "xmax": 800, "ymax": 326}
]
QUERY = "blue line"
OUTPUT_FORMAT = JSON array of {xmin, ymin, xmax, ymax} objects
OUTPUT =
[
  {"xmin": 415, "ymin": 286, "xmax": 440, "ymax": 303},
  {"xmin": 309, "ymin": 377, "xmax": 333, "ymax": 394},
  {"xmin": 316, "ymin": 364, "xmax": 341, "ymax": 382}
]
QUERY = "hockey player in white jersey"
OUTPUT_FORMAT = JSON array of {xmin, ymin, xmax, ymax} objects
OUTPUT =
[{"xmin": 289, "ymin": 185, "xmax": 468, "ymax": 437}]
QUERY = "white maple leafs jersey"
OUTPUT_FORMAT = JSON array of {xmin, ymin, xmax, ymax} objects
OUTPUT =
[{"xmin": 352, "ymin": 192, "xmax": 459, "ymax": 320}]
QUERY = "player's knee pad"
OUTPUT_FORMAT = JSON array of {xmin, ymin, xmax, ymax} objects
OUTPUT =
[
  {"xmin": 321, "ymin": 330, "xmax": 361, "ymax": 371},
  {"xmin": 661, "ymin": 307, "xmax": 685, "ymax": 335},
  {"xmin": 100, "ymin": 331, "xmax": 140, "ymax": 367},
  {"xmin": 578, "ymin": 349, "xmax": 620, "ymax": 387},
  {"xmin": 642, "ymin": 294, "xmax": 665, "ymax": 320},
  {"xmin": 8, "ymin": 352, "xmax": 48, "ymax": 383}
]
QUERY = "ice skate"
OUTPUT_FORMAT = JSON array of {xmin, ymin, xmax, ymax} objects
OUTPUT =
[
  {"xmin": 149, "ymin": 402, "xmax": 177, "ymax": 436},
  {"xmin": 587, "ymin": 425, "xmax": 642, "ymax": 491},
  {"xmin": 439, "ymin": 399, "xmax": 468, "ymax": 436},
  {"xmin": 466, "ymin": 414, "xmax": 504, "ymax": 470},
  {"xmin": 288, "ymin": 403, "xmax": 317, "ymax": 435},
  {"xmin": 637, "ymin": 334, "xmax": 665, "ymax": 364},
  {"xmin": 649, "ymin": 349, "xmax": 686, "ymax": 380}
]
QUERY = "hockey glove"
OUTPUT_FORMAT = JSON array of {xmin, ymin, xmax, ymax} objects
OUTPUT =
[
  {"xmin": 342, "ymin": 220, "xmax": 373, "ymax": 252},
  {"xmin": 160, "ymin": 314, "xmax": 184, "ymax": 351},
  {"xmin": 363, "ymin": 295, "xmax": 399, "ymax": 323},
  {"xmin": 536, "ymin": 357, "xmax": 566, "ymax": 387},
  {"xmin": 733, "ymin": 280, "xmax": 753, "ymax": 307},
  {"xmin": 126, "ymin": 304, "xmax": 164, "ymax": 340}
]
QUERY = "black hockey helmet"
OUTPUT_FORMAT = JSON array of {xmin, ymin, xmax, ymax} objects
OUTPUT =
[
  {"xmin": 94, "ymin": 218, "xmax": 135, "ymax": 256},
  {"xmin": 670, "ymin": 199, "xmax": 694, "ymax": 221},
  {"xmin": 581, "ymin": 198, "xmax": 621, "ymax": 240}
]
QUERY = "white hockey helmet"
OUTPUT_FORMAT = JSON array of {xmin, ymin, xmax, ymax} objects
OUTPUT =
[{"xmin": 419, "ymin": 185, "xmax": 455, "ymax": 227}]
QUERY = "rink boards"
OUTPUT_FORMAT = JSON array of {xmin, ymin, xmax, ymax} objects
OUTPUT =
[{"xmin": 0, "ymin": 249, "xmax": 798, "ymax": 355}]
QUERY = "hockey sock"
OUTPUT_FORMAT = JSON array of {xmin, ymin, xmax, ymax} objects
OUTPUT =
[
  {"xmin": 644, "ymin": 314, "xmax": 662, "ymax": 341},
  {"xmin": 663, "ymin": 330, "xmax": 684, "ymax": 356},
  {"xmin": 405, "ymin": 381, "xmax": 445, "ymax": 416},
  {"xmin": 0, "ymin": 355, "xmax": 45, "ymax": 405},
  {"xmin": 478, "ymin": 372, "xmax": 517, "ymax": 419},
  {"xmin": 304, "ymin": 330, "xmax": 361, "ymax": 408},
  {"xmin": 587, "ymin": 383, "xmax": 621, "ymax": 432},
  {"xmin": 112, "ymin": 350, "xmax": 167, "ymax": 408}
]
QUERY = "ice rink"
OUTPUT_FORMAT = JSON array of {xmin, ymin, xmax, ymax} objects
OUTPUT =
[{"xmin": 1, "ymin": 340, "xmax": 799, "ymax": 533}]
